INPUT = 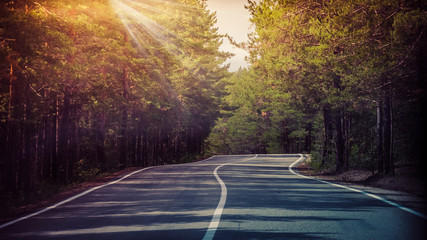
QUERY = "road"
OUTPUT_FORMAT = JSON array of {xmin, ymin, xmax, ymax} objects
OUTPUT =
[{"xmin": 0, "ymin": 154, "xmax": 425, "ymax": 239}]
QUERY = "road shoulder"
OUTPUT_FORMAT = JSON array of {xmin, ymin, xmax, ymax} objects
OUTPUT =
[
  {"xmin": 294, "ymin": 158, "xmax": 427, "ymax": 217},
  {"xmin": 0, "ymin": 167, "xmax": 143, "ymax": 225}
]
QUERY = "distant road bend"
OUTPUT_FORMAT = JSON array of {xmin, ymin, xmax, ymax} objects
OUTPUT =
[{"xmin": 0, "ymin": 154, "xmax": 425, "ymax": 240}]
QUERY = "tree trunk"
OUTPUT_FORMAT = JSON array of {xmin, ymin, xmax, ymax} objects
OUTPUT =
[
  {"xmin": 370, "ymin": 128, "xmax": 375, "ymax": 175},
  {"xmin": 383, "ymin": 91, "xmax": 394, "ymax": 176},
  {"xmin": 23, "ymin": 87, "xmax": 34, "ymax": 197},
  {"xmin": 40, "ymin": 89, "xmax": 50, "ymax": 180},
  {"xmin": 283, "ymin": 120, "xmax": 289, "ymax": 154},
  {"xmin": 4, "ymin": 64, "xmax": 17, "ymax": 192},
  {"xmin": 305, "ymin": 122, "xmax": 312, "ymax": 153},
  {"xmin": 322, "ymin": 105, "xmax": 332, "ymax": 165},
  {"xmin": 335, "ymin": 111, "xmax": 345, "ymax": 173},
  {"xmin": 69, "ymin": 113, "xmax": 78, "ymax": 181},
  {"xmin": 142, "ymin": 128, "xmax": 148, "ymax": 167},
  {"xmin": 155, "ymin": 128, "xmax": 161, "ymax": 165},
  {"xmin": 8, "ymin": 64, "xmax": 13, "ymax": 122},
  {"xmin": 417, "ymin": 28, "xmax": 427, "ymax": 188},
  {"xmin": 344, "ymin": 115, "xmax": 351, "ymax": 171},
  {"xmin": 175, "ymin": 131, "xmax": 182, "ymax": 163},
  {"xmin": 58, "ymin": 86, "xmax": 71, "ymax": 183},
  {"xmin": 120, "ymin": 67, "xmax": 129, "ymax": 168},
  {"xmin": 136, "ymin": 115, "xmax": 143, "ymax": 167},
  {"xmin": 51, "ymin": 95, "xmax": 59, "ymax": 181},
  {"xmin": 377, "ymin": 101, "xmax": 384, "ymax": 174},
  {"xmin": 97, "ymin": 112, "xmax": 106, "ymax": 169}
]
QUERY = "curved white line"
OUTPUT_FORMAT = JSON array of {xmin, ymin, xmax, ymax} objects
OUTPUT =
[
  {"xmin": 202, "ymin": 165, "xmax": 227, "ymax": 240},
  {"xmin": 290, "ymin": 154, "xmax": 427, "ymax": 219},
  {"xmin": 0, "ymin": 167, "xmax": 153, "ymax": 230},
  {"xmin": 202, "ymin": 154, "xmax": 258, "ymax": 240}
]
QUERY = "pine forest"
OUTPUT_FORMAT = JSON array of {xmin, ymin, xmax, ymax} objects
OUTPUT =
[{"xmin": 1, "ymin": 0, "xmax": 426, "ymax": 216}]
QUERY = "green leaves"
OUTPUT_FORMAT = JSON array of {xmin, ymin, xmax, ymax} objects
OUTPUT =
[
  {"xmin": 209, "ymin": 0, "xmax": 426, "ymax": 174},
  {"xmin": 207, "ymin": 67, "xmax": 297, "ymax": 154},
  {"xmin": 0, "ymin": 0, "xmax": 230, "ymax": 198}
]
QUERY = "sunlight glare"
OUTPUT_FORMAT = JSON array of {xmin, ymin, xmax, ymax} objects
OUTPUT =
[
  {"xmin": 111, "ymin": 0, "xmax": 172, "ymax": 50},
  {"xmin": 109, "ymin": 0, "xmax": 201, "ymax": 55}
]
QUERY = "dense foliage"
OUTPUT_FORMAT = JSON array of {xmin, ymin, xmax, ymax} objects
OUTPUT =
[
  {"xmin": 208, "ymin": 0, "xmax": 426, "ymax": 176},
  {"xmin": 1, "ymin": 0, "xmax": 426, "ymax": 216},
  {"xmin": 0, "ymin": 0, "xmax": 229, "ymax": 211}
]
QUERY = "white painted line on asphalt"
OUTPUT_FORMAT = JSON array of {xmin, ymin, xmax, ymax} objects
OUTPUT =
[
  {"xmin": 191, "ymin": 155, "xmax": 217, "ymax": 164},
  {"xmin": 289, "ymin": 154, "xmax": 427, "ymax": 219},
  {"xmin": 202, "ymin": 165, "xmax": 227, "ymax": 240},
  {"xmin": 0, "ymin": 167, "xmax": 153, "ymax": 230},
  {"xmin": 227, "ymin": 163, "xmax": 287, "ymax": 168},
  {"xmin": 202, "ymin": 154, "xmax": 258, "ymax": 240}
]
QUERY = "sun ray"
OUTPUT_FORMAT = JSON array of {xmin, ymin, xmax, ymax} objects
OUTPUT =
[
  {"xmin": 142, "ymin": 0, "xmax": 201, "ymax": 12},
  {"xmin": 112, "ymin": 0, "xmax": 171, "ymax": 46},
  {"xmin": 121, "ymin": 0, "xmax": 164, "ymax": 15},
  {"xmin": 110, "ymin": 0, "xmax": 211, "ymax": 55}
]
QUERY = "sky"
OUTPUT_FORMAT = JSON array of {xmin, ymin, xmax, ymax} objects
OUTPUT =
[{"xmin": 206, "ymin": 0, "xmax": 252, "ymax": 71}]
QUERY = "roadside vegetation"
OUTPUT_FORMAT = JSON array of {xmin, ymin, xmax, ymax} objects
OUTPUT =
[
  {"xmin": 0, "ymin": 0, "xmax": 229, "ymax": 216},
  {"xmin": 207, "ymin": 0, "xmax": 426, "ymax": 181}
]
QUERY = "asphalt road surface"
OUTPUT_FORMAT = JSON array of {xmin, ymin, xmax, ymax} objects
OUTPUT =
[{"xmin": 0, "ymin": 154, "xmax": 425, "ymax": 240}]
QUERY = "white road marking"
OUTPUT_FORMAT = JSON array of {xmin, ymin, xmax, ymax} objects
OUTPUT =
[
  {"xmin": 0, "ymin": 167, "xmax": 153, "ymax": 230},
  {"xmin": 289, "ymin": 154, "xmax": 427, "ymax": 219},
  {"xmin": 227, "ymin": 163, "xmax": 287, "ymax": 168},
  {"xmin": 202, "ymin": 155, "xmax": 258, "ymax": 240}
]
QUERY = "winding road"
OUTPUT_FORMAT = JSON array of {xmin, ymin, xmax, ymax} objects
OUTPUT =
[{"xmin": 0, "ymin": 154, "xmax": 425, "ymax": 239}]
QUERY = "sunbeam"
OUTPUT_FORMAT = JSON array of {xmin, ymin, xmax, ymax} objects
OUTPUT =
[
  {"xmin": 110, "ymin": 0, "xmax": 205, "ymax": 56},
  {"xmin": 111, "ymin": 0, "xmax": 174, "ymax": 51}
]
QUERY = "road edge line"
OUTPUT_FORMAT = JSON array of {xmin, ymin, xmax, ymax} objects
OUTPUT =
[
  {"xmin": 0, "ymin": 167, "xmax": 153, "ymax": 230},
  {"xmin": 289, "ymin": 154, "xmax": 427, "ymax": 219},
  {"xmin": 202, "ymin": 154, "xmax": 258, "ymax": 240}
]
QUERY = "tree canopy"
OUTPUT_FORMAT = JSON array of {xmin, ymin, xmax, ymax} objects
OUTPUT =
[
  {"xmin": 1, "ymin": 0, "xmax": 426, "ymax": 216},
  {"xmin": 0, "ymin": 0, "xmax": 229, "ymax": 212},
  {"xmin": 208, "ymin": 0, "xmax": 426, "ymax": 176}
]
